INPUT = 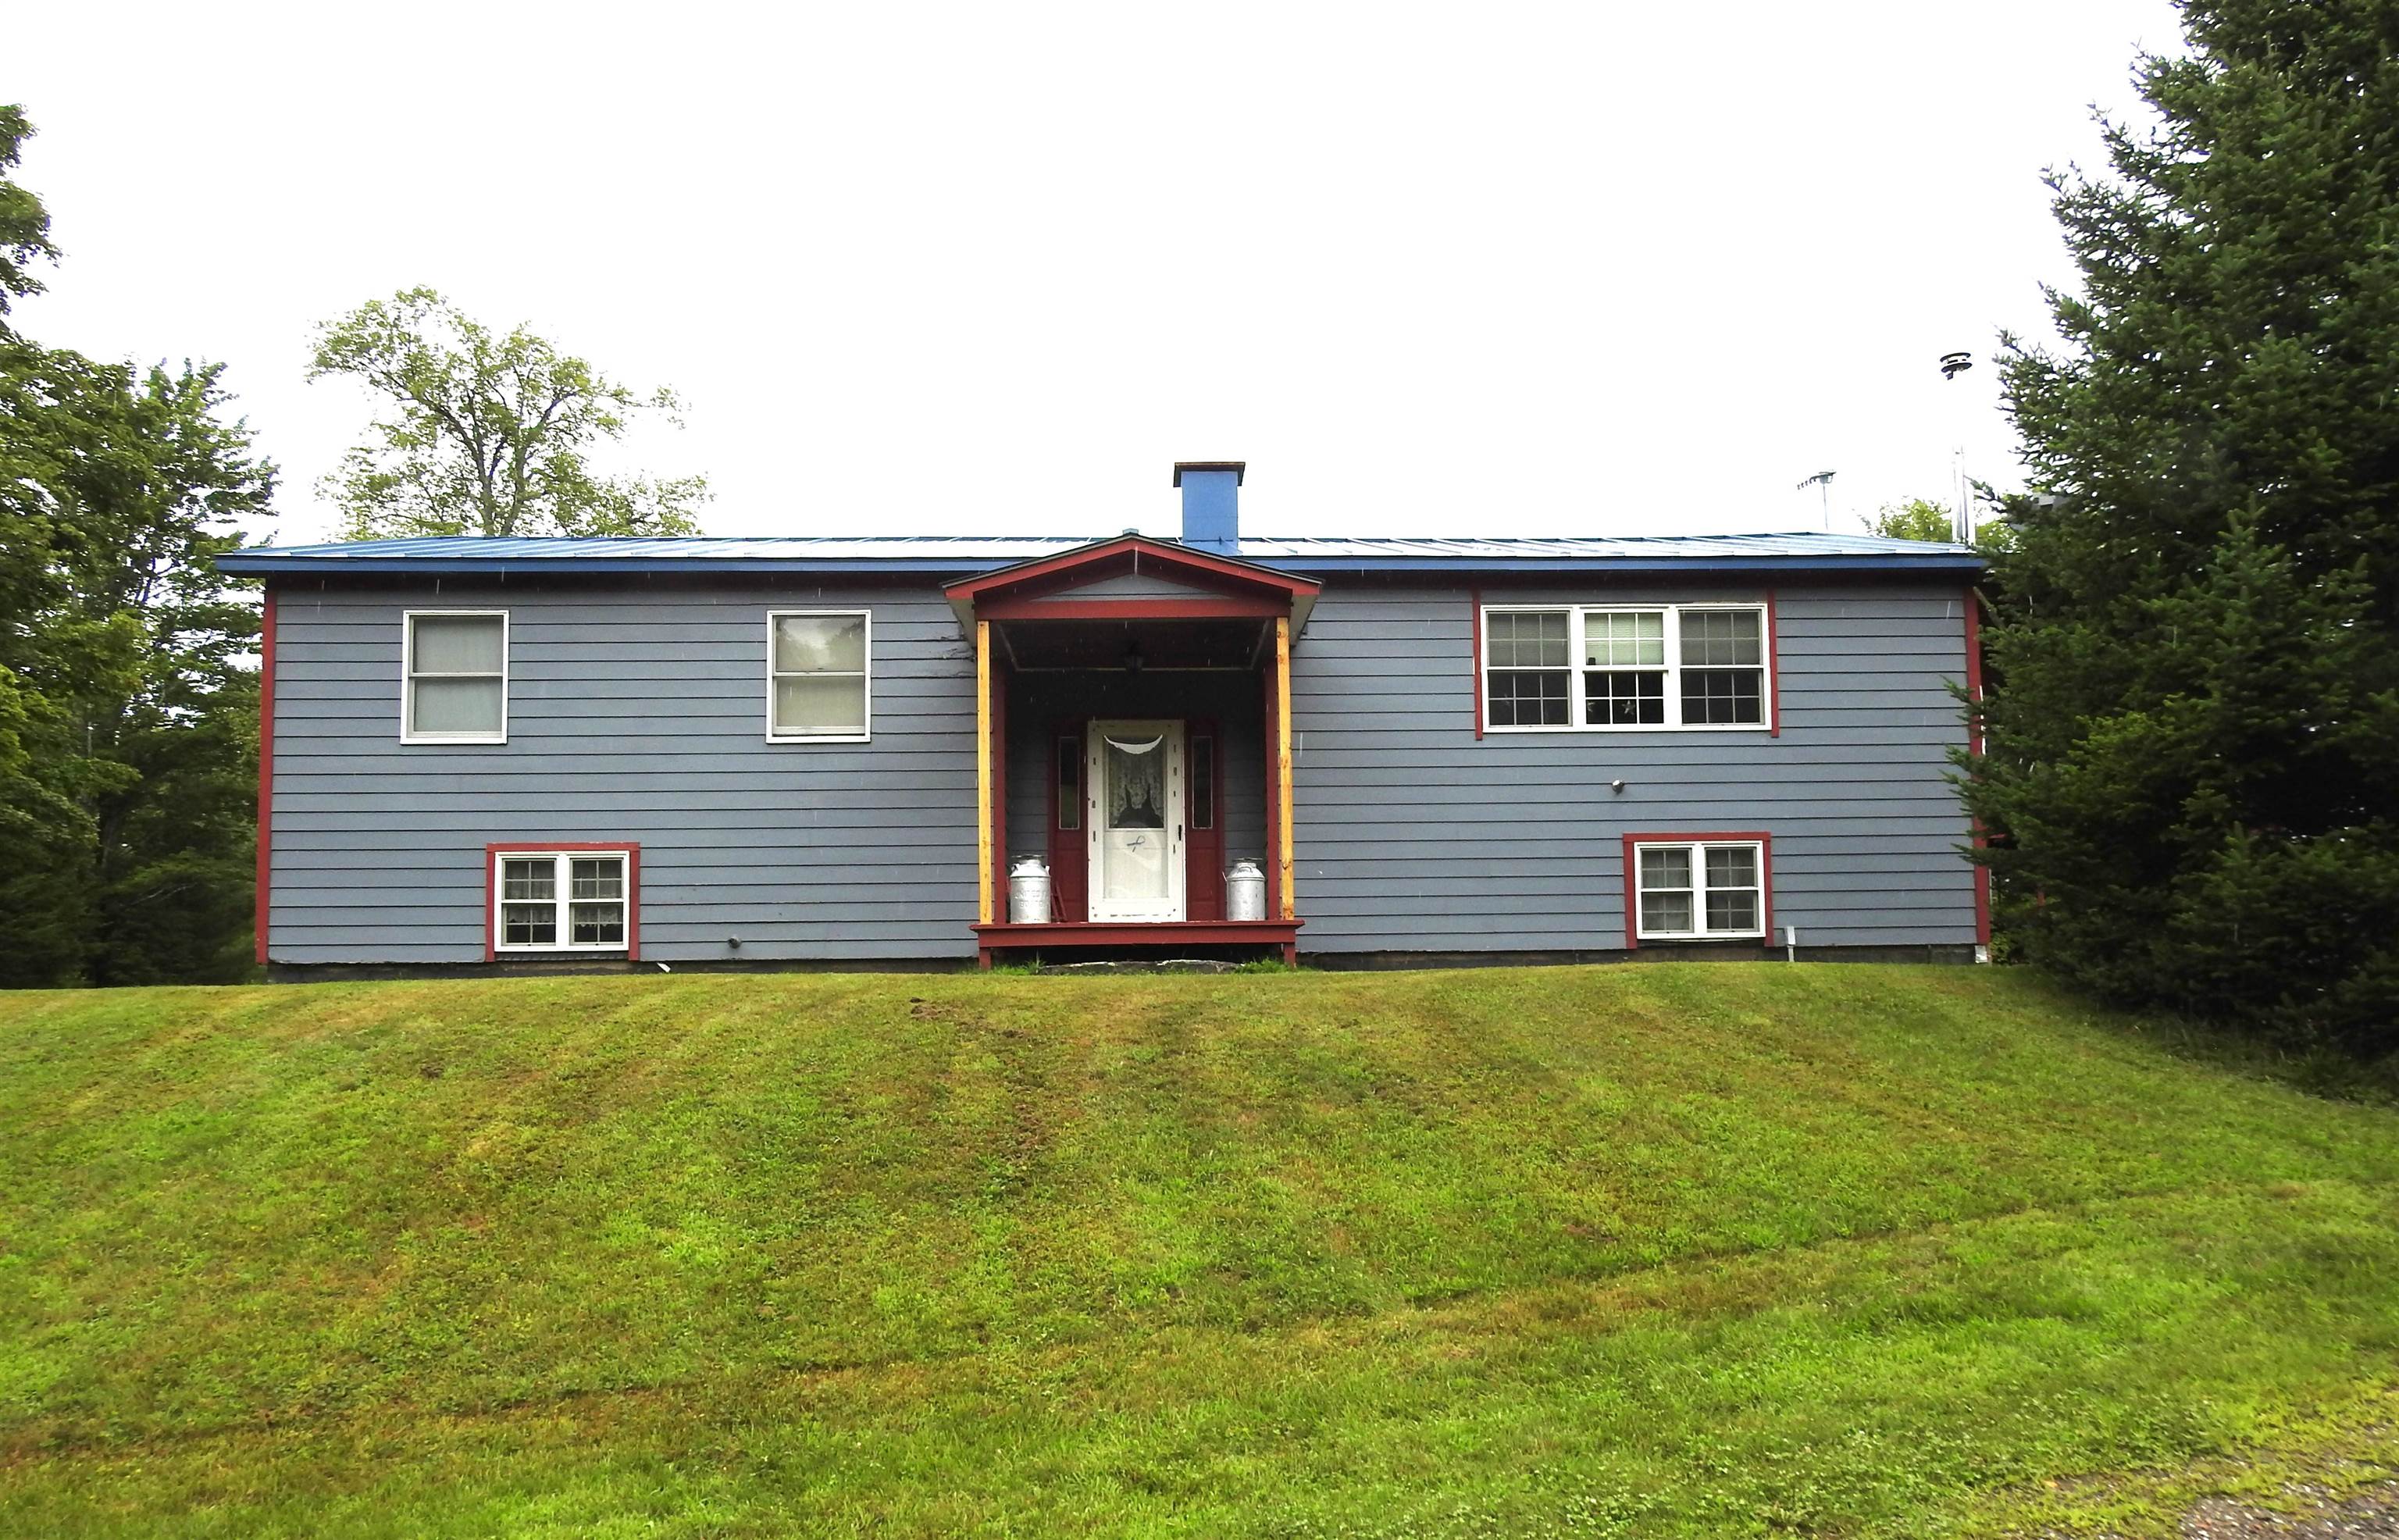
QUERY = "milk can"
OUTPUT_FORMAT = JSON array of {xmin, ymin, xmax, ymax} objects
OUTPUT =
[
  {"xmin": 1007, "ymin": 856, "xmax": 1052, "ymax": 924},
  {"xmin": 1224, "ymin": 858, "xmax": 1267, "ymax": 922}
]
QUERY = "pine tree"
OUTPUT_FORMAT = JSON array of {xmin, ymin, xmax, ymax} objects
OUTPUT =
[
  {"xmin": 1977, "ymin": 0, "xmax": 2399, "ymax": 1051},
  {"xmin": 0, "ymin": 109, "xmax": 275, "ymax": 985}
]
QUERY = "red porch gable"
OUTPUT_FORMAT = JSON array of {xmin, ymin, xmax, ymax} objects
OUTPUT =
[{"xmin": 941, "ymin": 534, "xmax": 1320, "ymax": 627}]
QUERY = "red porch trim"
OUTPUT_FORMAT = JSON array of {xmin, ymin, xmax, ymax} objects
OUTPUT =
[
  {"xmin": 1619, "ymin": 830, "xmax": 1774, "ymax": 951},
  {"xmin": 975, "ymin": 594, "xmax": 1288, "ymax": 621},
  {"xmin": 255, "ymin": 586, "xmax": 276, "ymax": 965},
  {"xmin": 943, "ymin": 534, "xmax": 1321, "ymax": 605},
  {"xmin": 483, "ymin": 842, "xmax": 643, "ymax": 962},
  {"xmin": 1766, "ymin": 588, "xmax": 1781, "ymax": 736},
  {"xmin": 1965, "ymin": 593, "xmax": 1991, "ymax": 947},
  {"xmin": 974, "ymin": 918, "xmax": 1302, "ymax": 968}
]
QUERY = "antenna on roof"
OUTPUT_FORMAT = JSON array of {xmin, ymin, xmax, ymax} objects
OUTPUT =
[
  {"xmin": 1939, "ymin": 351, "xmax": 1975, "ymax": 542},
  {"xmin": 1795, "ymin": 470, "xmax": 1836, "ymax": 532}
]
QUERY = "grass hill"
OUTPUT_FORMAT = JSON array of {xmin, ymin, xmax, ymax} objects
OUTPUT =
[{"xmin": 3, "ymin": 965, "xmax": 2397, "ymax": 1537}]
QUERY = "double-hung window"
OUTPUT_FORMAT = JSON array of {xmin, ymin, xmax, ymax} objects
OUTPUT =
[
  {"xmin": 1482, "ymin": 604, "xmax": 1769, "ymax": 730},
  {"xmin": 1631, "ymin": 839, "xmax": 1767, "ymax": 940},
  {"xmin": 1485, "ymin": 610, "xmax": 1573, "ymax": 726},
  {"xmin": 768, "ymin": 611, "xmax": 871, "ymax": 741},
  {"xmin": 403, "ymin": 611, "xmax": 508, "ymax": 743},
  {"xmin": 494, "ymin": 850, "xmax": 631, "ymax": 951}
]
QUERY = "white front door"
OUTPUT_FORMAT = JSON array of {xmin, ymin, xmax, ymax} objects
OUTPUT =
[{"xmin": 1086, "ymin": 719, "xmax": 1185, "ymax": 922}]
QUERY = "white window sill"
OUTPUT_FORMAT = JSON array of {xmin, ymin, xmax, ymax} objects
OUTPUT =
[
  {"xmin": 495, "ymin": 946, "xmax": 631, "ymax": 955},
  {"xmin": 1484, "ymin": 723, "xmax": 1772, "ymax": 735}
]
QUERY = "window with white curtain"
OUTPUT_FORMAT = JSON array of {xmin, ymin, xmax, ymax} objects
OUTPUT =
[
  {"xmin": 495, "ymin": 851, "xmax": 629, "ymax": 951},
  {"xmin": 403, "ymin": 611, "xmax": 507, "ymax": 743},
  {"xmin": 1632, "ymin": 840, "xmax": 1766, "ymax": 939},
  {"xmin": 767, "ymin": 611, "xmax": 870, "ymax": 740}
]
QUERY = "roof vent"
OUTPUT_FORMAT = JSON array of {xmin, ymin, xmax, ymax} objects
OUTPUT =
[{"xmin": 1173, "ymin": 462, "xmax": 1244, "ymax": 554}]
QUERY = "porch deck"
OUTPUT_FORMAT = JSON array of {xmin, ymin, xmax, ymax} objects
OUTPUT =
[{"xmin": 971, "ymin": 919, "xmax": 1301, "ymax": 968}]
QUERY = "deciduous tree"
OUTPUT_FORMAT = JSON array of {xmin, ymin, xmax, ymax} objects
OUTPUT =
[
  {"xmin": 308, "ymin": 288, "xmax": 707, "ymax": 539},
  {"xmin": 1867, "ymin": 498, "xmax": 1956, "ymax": 543}
]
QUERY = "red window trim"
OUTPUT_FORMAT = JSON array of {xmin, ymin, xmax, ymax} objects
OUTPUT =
[
  {"xmin": 255, "ymin": 586, "xmax": 276, "ymax": 965},
  {"xmin": 484, "ymin": 842, "xmax": 642, "ymax": 961},
  {"xmin": 1620, "ymin": 830, "xmax": 1773, "ymax": 951}
]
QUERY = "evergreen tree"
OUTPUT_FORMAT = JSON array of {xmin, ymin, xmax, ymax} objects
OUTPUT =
[
  {"xmin": 0, "ymin": 109, "xmax": 274, "ymax": 986},
  {"xmin": 1976, "ymin": 0, "xmax": 2399, "ymax": 1051}
]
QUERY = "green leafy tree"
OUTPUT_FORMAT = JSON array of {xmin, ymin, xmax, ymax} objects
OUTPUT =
[
  {"xmin": 0, "ymin": 108, "xmax": 273, "ymax": 986},
  {"xmin": 0, "ymin": 104, "xmax": 56, "ymax": 321},
  {"xmin": 1973, "ymin": 0, "xmax": 2399, "ymax": 1051},
  {"xmin": 308, "ymin": 287, "xmax": 707, "ymax": 539},
  {"xmin": 1868, "ymin": 498, "xmax": 1958, "ymax": 543}
]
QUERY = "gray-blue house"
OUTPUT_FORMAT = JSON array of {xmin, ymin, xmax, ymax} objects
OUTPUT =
[{"xmin": 219, "ymin": 463, "xmax": 1989, "ymax": 974}]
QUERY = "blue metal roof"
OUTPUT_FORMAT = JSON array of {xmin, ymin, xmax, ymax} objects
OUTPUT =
[{"xmin": 216, "ymin": 530, "xmax": 1982, "ymax": 578}]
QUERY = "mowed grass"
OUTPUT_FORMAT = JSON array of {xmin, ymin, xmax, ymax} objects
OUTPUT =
[{"xmin": 3, "ymin": 966, "xmax": 2397, "ymax": 1538}]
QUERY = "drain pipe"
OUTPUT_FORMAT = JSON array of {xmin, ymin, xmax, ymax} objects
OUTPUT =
[{"xmin": 1784, "ymin": 925, "xmax": 1798, "ymax": 963}]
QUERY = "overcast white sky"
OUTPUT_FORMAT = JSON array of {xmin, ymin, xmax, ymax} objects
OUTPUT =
[{"xmin": 12, "ymin": 1, "xmax": 2183, "ymax": 546}]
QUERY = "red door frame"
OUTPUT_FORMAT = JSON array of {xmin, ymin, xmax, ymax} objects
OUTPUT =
[
  {"xmin": 1048, "ymin": 715, "xmax": 1221, "ymax": 922},
  {"xmin": 1185, "ymin": 717, "xmax": 1224, "ymax": 921},
  {"xmin": 1046, "ymin": 717, "xmax": 1089, "ymax": 922}
]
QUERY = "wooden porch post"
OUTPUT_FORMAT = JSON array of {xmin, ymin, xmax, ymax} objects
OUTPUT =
[
  {"xmin": 1275, "ymin": 615, "xmax": 1295, "ymax": 924},
  {"xmin": 975, "ymin": 620, "xmax": 994, "ymax": 943},
  {"xmin": 1261, "ymin": 650, "xmax": 1281, "ymax": 922},
  {"xmin": 990, "ymin": 647, "xmax": 1008, "ymax": 918}
]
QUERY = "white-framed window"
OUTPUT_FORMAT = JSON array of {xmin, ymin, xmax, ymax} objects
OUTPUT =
[
  {"xmin": 1631, "ymin": 839, "xmax": 1767, "ymax": 940},
  {"xmin": 403, "ymin": 611, "xmax": 508, "ymax": 743},
  {"xmin": 494, "ymin": 850, "xmax": 630, "ymax": 951},
  {"xmin": 1482, "ymin": 604, "xmax": 1770, "ymax": 731},
  {"xmin": 767, "ymin": 611, "xmax": 871, "ymax": 741}
]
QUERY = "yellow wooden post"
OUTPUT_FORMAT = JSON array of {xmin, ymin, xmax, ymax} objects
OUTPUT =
[
  {"xmin": 1275, "ymin": 615, "xmax": 1295, "ymax": 919},
  {"xmin": 975, "ymin": 620, "xmax": 993, "ymax": 926}
]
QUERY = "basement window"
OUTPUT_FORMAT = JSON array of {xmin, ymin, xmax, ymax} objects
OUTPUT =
[
  {"xmin": 1483, "ymin": 604, "xmax": 1770, "ymax": 732},
  {"xmin": 490, "ymin": 847, "xmax": 636, "ymax": 955},
  {"xmin": 1629, "ymin": 838, "xmax": 1768, "ymax": 941}
]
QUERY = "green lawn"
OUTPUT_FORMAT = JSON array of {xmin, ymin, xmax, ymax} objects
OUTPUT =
[{"xmin": 2, "ymin": 965, "xmax": 2397, "ymax": 1537}]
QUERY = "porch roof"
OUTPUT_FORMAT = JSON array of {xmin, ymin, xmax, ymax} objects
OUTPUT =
[{"xmin": 939, "ymin": 534, "xmax": 1321, "ymax": 635}]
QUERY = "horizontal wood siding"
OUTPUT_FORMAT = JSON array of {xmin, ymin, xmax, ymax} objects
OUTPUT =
[
  {"xmin": 268, "ymin": 573, "xmax": 1976, "ymax": 965},
  {"xmin": 1286, "ymin": 583, "xmax": 1977, "ymax": 952},
  {"xmin": 269, "ymin": 581, "xmax": 978, "ymax": 964}
]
